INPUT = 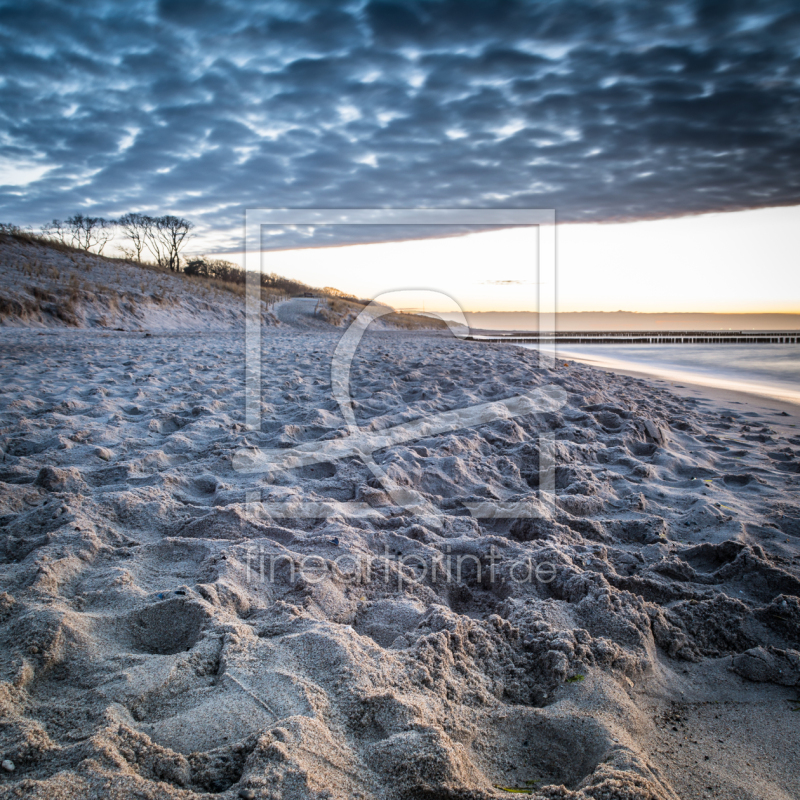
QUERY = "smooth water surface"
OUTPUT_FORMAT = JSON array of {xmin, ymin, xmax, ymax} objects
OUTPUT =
[{"xmin": 520, "ymin": 343, "xmax": 800, "ymax": 405}]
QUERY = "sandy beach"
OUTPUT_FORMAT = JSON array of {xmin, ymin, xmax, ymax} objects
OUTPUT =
[
  {"xmin": 4, "ymin": 3, "xmax": 800, "ymax": 796},
  {"xmin": 1, "ymin": 303, "xmax": 799, "ymax": 800}
]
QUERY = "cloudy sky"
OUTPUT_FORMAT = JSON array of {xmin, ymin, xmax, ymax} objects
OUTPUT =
[{"xmin": 2, "ymin": 0, "xmax": 800, "ymax": 253}]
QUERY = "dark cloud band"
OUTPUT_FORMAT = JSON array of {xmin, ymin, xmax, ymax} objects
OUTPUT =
[{"xmin": 1, "ymin": 0, "xmax": 798, "ymax": 249}]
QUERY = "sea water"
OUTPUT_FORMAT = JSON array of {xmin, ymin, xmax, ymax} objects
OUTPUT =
[{"xmin": 519, "ymin": 343, "xmax": 800, "ymax": 406}]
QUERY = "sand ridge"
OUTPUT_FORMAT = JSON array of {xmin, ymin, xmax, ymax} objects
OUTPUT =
[
  {"xmin": 0, "ymin": 236, "xmax": 272, "ymax": 331},
  {"xmin": 0, "ymin": 326, "xmax": 799, "ymax": 799}
]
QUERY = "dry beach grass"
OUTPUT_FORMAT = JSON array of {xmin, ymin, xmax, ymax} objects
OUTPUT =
[{"xmin": 0, "ymin": 234, "xmax": 254, "ymax": 332}]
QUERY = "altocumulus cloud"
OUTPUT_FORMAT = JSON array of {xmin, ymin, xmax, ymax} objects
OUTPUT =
[{"xmin": 1, "ymin": 0, "xmax": 799, "ymax": 249}]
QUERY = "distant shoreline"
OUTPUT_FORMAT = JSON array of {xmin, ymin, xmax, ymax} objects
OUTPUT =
[
  {"xmin": 433, "ymin": 310, "xmax": 800, "ymax": 332},
  {"xmin": 542, "ymin": 344, "xmax": 800, "ymax": 411}
]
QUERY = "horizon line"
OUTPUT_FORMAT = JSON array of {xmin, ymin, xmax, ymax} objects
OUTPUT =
[{"xmin": 424, "ymin": 310, "xmax": 800, "ymax": 316}]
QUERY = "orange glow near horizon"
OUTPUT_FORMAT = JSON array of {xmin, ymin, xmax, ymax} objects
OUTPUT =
[{"xmin": 207, "ymin": 205, "xmax": 800, "ymax": 314}]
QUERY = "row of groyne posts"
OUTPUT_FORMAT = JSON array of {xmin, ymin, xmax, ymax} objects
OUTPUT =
[{"xmin": 466, "ymin": 331, "xmax": 800, "ymax": 345}]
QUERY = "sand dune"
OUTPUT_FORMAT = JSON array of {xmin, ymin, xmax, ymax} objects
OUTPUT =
[
  {"xmin": 1, "ymin": 315, "xmax": 799, "ymax": 799},
  {"xmin": 0, "ymin": 236, "xmax": 265, "ymax": 332},
  {"xmin": 0, "ymin": 236, "xmax": 442, "ymax": 336}
]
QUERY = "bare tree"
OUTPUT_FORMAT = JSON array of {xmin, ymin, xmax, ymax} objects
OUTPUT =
[
  {"xmin": 142, "ymin": 216, "xmax": 167, "ymax": 267},
  {"xmin": 146, "ymin": 215, "xmax": 193, "ymax": 271},
  {"xmin": 64, "ymin": 214, "xmax": 115, "ymax": 253},
  {"xmin": 42, "ymin": 219, "xmax": 70, "ymax": 245},
  {"xmin": 117, "ymin": 212, "xmax": 151, "ymax": 262}
]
